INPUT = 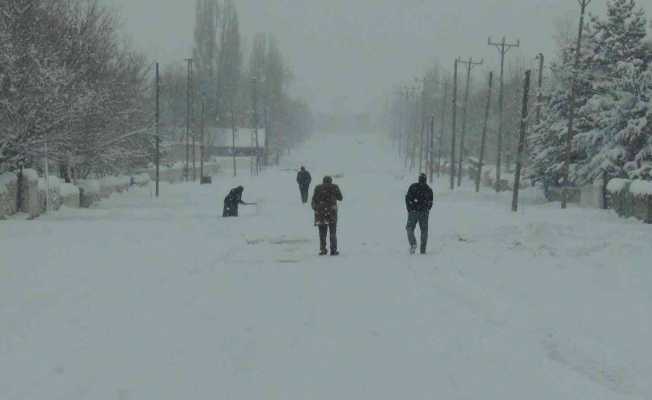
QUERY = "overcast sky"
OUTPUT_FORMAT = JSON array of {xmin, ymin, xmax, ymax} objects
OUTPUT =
[{"xmin": 109, "ymin": 0, "xmax": 652, "ymax": 114}]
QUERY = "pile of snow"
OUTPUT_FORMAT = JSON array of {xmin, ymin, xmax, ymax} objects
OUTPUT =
[
  {"xmin": 606, "ymin": 178, "xmax": 630, "ymax": 193},
  {"xmin": 629, "ymin": 180, "xmax": 652, "ymax": 198}
]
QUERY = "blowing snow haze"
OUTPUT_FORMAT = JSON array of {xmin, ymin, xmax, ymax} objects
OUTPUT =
[{"xmin": 107, "ymin": 0, "xmax": 651, "ymax": 114}]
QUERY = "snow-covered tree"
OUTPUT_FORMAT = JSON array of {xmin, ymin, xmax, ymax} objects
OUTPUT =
[{"xmin": 574, "ymin": 0, "xmax": 652, "ymax": 182}]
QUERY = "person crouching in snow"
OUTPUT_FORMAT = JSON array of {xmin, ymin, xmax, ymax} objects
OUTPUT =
[
  {"xmin": 311, "ymin": 176, "xmax": 343, "ymax": 256},
  {"xmin": 223, "ymin": 186, "xmax": 254, "ymax": 217}
]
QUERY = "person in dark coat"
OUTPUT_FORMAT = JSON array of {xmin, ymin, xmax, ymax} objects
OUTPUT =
[
  {"xmin": 405, "ymin": 173, "xmax": 434, "ymax": 254},
  {"xmin": 296, "ymin": 166, "xmax": 312, "ymax": 204},
  {"xmin": 311, "ymin": 176, "xmax": 343, "ymax": 255},
  {"xmin": 222, "ymin": 186, "xmax": 252, "ymax": 217}
]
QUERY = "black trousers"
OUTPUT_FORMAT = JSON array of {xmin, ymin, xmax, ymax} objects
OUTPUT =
[
  {"xmin": 299, "ymin": 186, "xmax": 309, "ymax": 203},
  {"xmin": 318, "ymin": 223, "xmax": 337, "ymax": 252},
  {"xmin": 406, "ymin": 210, "xmax": 429, "ymax": 252}
]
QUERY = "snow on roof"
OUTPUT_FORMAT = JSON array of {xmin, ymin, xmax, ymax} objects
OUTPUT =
[
  {"xmin": 629, "ymin": 180, "xmax": 652, "ymax": 198},
  {"xmin": 38, "ymin": 176, "xmax": 62, "ymax": 191},
  {"xmin": 0, "ymin": 172, "xmax": 17, "ymax": 188},
  {"xmin": 22, "ymin": 169, "xmax": 39, "ymax": 181},
  {"xmin": 606, "ymin": 178, "xmax": 630, "ymax": 193},
  {"xmin": 77, "ymin": 180, "xmax": 101, "ymax": 195},
  {"xmin": 212, "ymin": 128, "xmax": 266, "ymax": 148},
  {"xmin": 60, "ymin": 183, "xmax": 80, "ymax": 197},
  {"xmin": 133, "ymin": 173, "xmax": 150, "ymax": 185}
]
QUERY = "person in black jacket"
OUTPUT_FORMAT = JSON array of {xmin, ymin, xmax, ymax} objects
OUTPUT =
[
  {"xmin": 296, "ymin": 166, "xmax": 312, "ymax": 204},
  {"xmin": 223, "ymin": 186, "xmax": 253, "ymax": 217},
  {"xmin": 405, "ymin": 173, "xmax": 434, "ymax": 254}
]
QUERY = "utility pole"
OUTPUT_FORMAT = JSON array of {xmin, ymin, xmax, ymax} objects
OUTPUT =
[
  {"xmin": 535, "ymin": 53, "xmax": 545, "ymax": 126},
  {"xmin": 184, "ymin": 58, "xmax": 193, "ymax": 182},
  {"xmin": 437, "ymin": 80, "xmax": 448, "ymax": 178},
  {"xmin": 562, "ymin": 0, "xmax": 591, "ymax": 210},
  {"xmin": 488, "ymin": 36, "xmax": 520, "ymax": 192},
  {"xmin": 512, "ymin": 70, "xmax": 532, "ymax": 212},
  {"xmin": 155, "ymin": 62, "xmax": 160, "ymax": 197},
  {"xmin": 252, "ymin": 76, "xmax": 260, "ymax": 176},
  {"xmin": 476, "ymin": 72, "xmax": 494, "ymax": 193},
  {"xmin": 418, "ymin": 77, "xmax": 427, "ymax": 173},
  {"xmin": 200, "ymin": 100, "xmax": 205, "ymax": 181},
  {"xmin": 429, "ymin": 114, "xmax": 435, "ymax": 183},
  {"xmin": 457, "ymin": 57, "xmax": 484, "ymax": 187},
  {"xmin": 450, "ymin": 58, "xmax": 459, "ymax": 191}
]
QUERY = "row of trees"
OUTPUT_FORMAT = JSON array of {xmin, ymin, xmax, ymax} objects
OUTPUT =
[
  {"xmin": 531, "ymin": 0, "xmax": 652, "ymax": 185},
  {"xmin": 385, "ymin": 0, "xmax": 652, "ymax": 194},
  {"xmin": 157, "ymin": 0, "xmax": 313, "ymax": 168},
  {"xmin": 0, "ymin": 0, "xmax": 153, "ymax": 179},
  {"xmin": 0, "ymin": 0, "xmax": 314, "ymax": 180}
]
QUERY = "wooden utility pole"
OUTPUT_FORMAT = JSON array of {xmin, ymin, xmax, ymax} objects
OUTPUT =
[
  {"xmin": 155, "ymin": 62, "xmax": 160, "ymax": 197},
  {"xmin": 488, "ymin": 36, "xmax": 520, "ymax": 192},
  {"xmin": 512, "ymin": 70, "xmax": 532, "ymax": 212},
  {"xmin": 457, "ymin": 57, "xmax": 484, "ymax": 187},
  {"xmin": 252, "ymin": 76, "xmax": 260, "ymax": 176},
  {"xmin": 200, "ymin": 100, "xmax": 205, "ymax": 181},
  {"xmin": 562, "ymin": 0, "xmax": 591, "ymax": 209},
  {"xmin": 437, "ymin": 80, "xmax": 448, "ymax": 178},
  {"xmin": 185, "ymin": 58, "xmax": 193, "ymax": 182},
  {"xmin": 429, "ymin": 114, "xmax": 435, "ymax": 183},
  {"xmin": 418, "ymin": 77, "xmax": 427, "ymax": 173},
  {"xmin": 450, "ymin": 58, "xmax": 459, "ymax": 191},
  {"xmin": 535, "ymin": 53, "xmax": 545, "ymax": 126},
  {"xmin": 476, "ymin": 72, "xmax": 494, "ymax": 193}
]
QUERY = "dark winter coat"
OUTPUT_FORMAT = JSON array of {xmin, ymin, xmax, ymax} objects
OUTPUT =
[
  {"xmin": 405, "ymin": 182, "xmax": 434, "ymax": 213},
  {"xmin": 297, "ymin": 169, "xmax": 312, "ymax": 189},
  {"xmin": 223, "ymin": 187, "xmax": 246, "ymax": 217},
  {"xmin": 312, "ymin": 181, "xmax": 343, "ymax": 225}
]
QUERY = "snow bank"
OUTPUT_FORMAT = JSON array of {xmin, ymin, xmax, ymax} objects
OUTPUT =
[
  {"xmin": 606, "ymin": 178, "xmax": 630, "ymax": 193},
  {"xmin": 629, "ymin": 180, "xmax": 652, "ymax": 198}
]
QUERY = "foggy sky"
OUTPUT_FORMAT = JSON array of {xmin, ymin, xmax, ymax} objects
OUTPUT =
[{"xmin": 110, "ymin": 0, "xmax": 652, "ymax": 114}]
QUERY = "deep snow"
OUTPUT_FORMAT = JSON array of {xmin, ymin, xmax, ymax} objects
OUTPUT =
[{"xmin": 1, "ymin": 132, "xmax": 651, "ymax": 400}]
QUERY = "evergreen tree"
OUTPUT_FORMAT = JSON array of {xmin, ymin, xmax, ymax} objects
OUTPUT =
[{"xmin": 574, "ymin": 0, "xmax": 652, "ymax": 182}]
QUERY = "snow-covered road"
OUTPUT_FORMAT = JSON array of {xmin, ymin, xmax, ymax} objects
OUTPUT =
[{"xmin": 2, "ymin": 132, "xmax": 651, "ymax": 400}]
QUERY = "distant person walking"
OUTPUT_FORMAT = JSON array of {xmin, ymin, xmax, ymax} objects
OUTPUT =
[
  {"xmin": 405, "ymin": 173, "xmax": 434, "ymax": 254},
  {"xmin": 312, "ymin": 176, "xmax": 343, "ymax": 256},
  {"xmin": 297, "ymin": 166, "xmax": 312, "ymax": 204},
  {"xmin": 223, "ymin": 186, "xmax": 254, "ymax": 217}
]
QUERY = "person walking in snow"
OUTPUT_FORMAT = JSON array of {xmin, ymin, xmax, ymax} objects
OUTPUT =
[
  {"xmin": 311, "ymin": 176, "xmax": 343, "ymax": 256},
  {"xmin": 222, "ymin": 186, "xmax": 254, "ymax": 217},
  {"xmin": 296, "ymin": 166, "xmax": 312, "ymax": 204},
  {"xmin": 405, "ymin": 173, "xmax": 434, "ymax": 254}
]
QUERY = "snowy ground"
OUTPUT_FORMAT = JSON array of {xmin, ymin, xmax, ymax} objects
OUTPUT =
[{"xmin": 1, "ymin": 132, "xmax": 651, "ymax": 400}]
